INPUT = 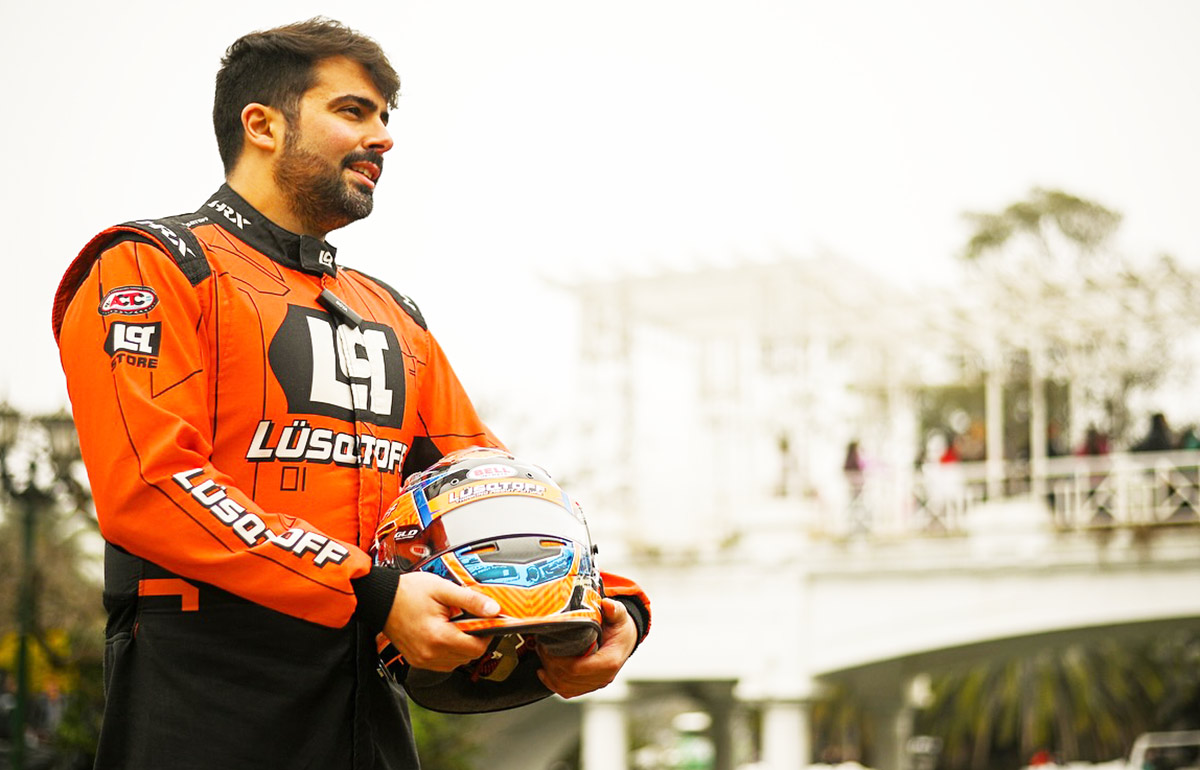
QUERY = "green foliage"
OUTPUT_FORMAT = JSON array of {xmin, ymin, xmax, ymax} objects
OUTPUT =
[
  {"xmin": 914, "ymin": 379, "xmax": 1071, "ymax": 461},
  {"xmin": 51, "ymin": 648, "xmax": 106, "ymax": 764},
  {"xmin": 962, "ymin": 188, "xmax": 1122, "ymax": 263},
  {"xmin": 907, "ymin": 631, "xmax": 1200, "ymax": 770},
  {"xmin": 409, "ymin": 703, "xmax": 484, "ymax": 770},
  {"xmin": 810, "ymin": 683, "xmax": 870, "ymax": 764},
  {"xmin": 808, "ymin": 631, "xmax": 1200, "ymax": 770},
  {"xmin": 0, "ymin": 461, "xmax": 106, "ymax": 767}
]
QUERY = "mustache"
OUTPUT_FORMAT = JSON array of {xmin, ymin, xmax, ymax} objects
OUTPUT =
[{"xmin": 344, "ymin": 151, "xmax": 385, "ymax": 172}]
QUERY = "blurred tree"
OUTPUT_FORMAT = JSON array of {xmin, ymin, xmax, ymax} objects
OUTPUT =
[
  {"xmin": 1151, "ymin": 629, "xmax": 1200, "ymax": 730},
  {"xmin": 409, "ymin": 703, "xmax": 483, "ymax": 770},
  {"xmin": 810, "ymin": 682, "xmax": 870, "ymax": 764},
  {"xmin": 957, "ymin": 187, "xmax": 1200, "ymax": 445},
  {"xmin": 910, "ymin": 631, "xmax": 1200, "ymax": 770},
  {"xmin": 0, "ymin": 409, "xmax": 103, "ymax": 768},
  {"xmin": 962, "ymin": 188, "xmax": 1122, "ymax": 265},
  {"xmin": 808, "ymin": 630, "xmax": 1200, "ymax": 770}
]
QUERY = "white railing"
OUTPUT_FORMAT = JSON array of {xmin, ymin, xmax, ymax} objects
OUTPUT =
[{"xmin": 830, "ymin": 450, "xmax": 1200, "ymax": 538}]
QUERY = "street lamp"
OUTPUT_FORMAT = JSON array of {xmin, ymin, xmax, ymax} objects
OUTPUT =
[
  {"xmin": 0, "ymin": 403, "xmax": 82, "ymax": 770},
  {"xmin": 37, "ymin": 411, "xmax": 87, "ymax": 518},
  {"xmin": 38, "ymin": 411, "xmax": 81, "ymax": 473}
]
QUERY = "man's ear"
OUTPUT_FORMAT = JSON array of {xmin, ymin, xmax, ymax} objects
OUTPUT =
[{"xmin": 241, "ymin": 103, "xmax": 285, "ymax": 154}]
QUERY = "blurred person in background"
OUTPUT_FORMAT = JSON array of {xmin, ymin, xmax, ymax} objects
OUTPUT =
[{"xmin": 1132, "ymin": 412, "xmax": 1175, "ymax": 452}]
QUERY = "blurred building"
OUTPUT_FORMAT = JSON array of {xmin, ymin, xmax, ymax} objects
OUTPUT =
[{"xmin": 524, "ymin": 253, "xmax": 1200, "ymax": 770}]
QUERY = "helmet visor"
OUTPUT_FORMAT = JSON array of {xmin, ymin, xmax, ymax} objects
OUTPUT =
[{"xmin": 396, "ymin": 495, "xmax": 590, "ymax": 571}]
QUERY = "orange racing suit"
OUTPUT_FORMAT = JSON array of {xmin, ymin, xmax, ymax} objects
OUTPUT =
[
  {"xmin": 52, "ymin": 184, "xmax": 652, "ymax": 767},
  {"xmin": 54, "ymin": 185, "xmax": 491, "ymax": 769},
  {"xmin": 55, "ymin": 185, "xmax": 500, "ymax": 630},
  {"xmin": 53, "ymin": 185, "xmax": 649, "ymax": 769}
]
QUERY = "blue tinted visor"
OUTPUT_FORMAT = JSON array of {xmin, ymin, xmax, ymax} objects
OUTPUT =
[{"xmin": 402, "ymin": 495, "xmax": 590, "ymax": 572}]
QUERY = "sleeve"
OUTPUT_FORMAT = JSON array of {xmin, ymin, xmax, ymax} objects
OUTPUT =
[
  {"xmin": 600, "ymin": 571, "xmax": 652, "ymax": 649},
  {"xmin": 400, "ymin": 329, "xmax": 505, "ymax": 478},
  {"xmin": 56, "ymin": 237, "xmax": 373, "ymax": 628}
]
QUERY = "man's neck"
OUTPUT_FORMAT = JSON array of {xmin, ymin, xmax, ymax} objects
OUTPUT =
[{"xmin": 224, "ymin": 170, "xmax": 325, "ymax": 240}]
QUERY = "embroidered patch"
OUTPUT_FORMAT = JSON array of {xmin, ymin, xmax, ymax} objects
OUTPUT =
[{"xmin": 99, "ymin": 286, "xmax": 159, "ymax": 315}]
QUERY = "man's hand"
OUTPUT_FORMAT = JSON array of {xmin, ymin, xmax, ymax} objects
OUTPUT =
[
  {"xmin": 382, "ymin": 572, "xmax": 501, "ymax": 672},
  {"xmin": 537, "ymin": 598, "xmax": 637, "ymax": 699}
]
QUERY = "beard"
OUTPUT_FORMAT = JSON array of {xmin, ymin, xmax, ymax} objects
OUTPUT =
[{"xmin": 273, "ymin": 136, "xmax": 382, "ymax": 235}]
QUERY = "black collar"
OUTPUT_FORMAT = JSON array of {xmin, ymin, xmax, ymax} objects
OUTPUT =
[{"xmin": 197, "ymin": 184, "xmax": 338, "ymax": 278}]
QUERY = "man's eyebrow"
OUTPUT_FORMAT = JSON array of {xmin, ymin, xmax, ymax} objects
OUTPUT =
[{"xmin": 330, "ymin": 94, "xmax": 389, "ymax": 125}]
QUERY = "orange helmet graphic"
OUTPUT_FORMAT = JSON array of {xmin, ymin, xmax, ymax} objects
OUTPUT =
[{"xmin": 373, "ymin": 447, "xmax": 603, "ymax": 712}]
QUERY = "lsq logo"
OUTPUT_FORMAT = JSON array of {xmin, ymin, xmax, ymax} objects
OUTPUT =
[
  {"xmin": 268, "ymin": 306, "xmax": 404, "ymax": 428},
  {"xmin": 105, "ymin": 322, "xmax": 161, "ymax": 356}
]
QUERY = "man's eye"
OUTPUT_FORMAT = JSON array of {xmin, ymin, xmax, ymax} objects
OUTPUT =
[{"xmin": 341, "ymin": 106, "xmax": 363, "ymax": 117}]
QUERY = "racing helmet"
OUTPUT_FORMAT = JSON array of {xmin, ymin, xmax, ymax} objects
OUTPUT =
[{"xmin": 372, "ymin": 446, "xmax": 603, "ymax": 713}]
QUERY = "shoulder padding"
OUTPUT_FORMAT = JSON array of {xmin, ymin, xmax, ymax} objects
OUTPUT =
[
  {"xmin": 52, "ymin": 216, "xmax": 211, "ymax": 343},
  {"xmin": 345, "ymin": 267, "xmax": 428, "ymax": 330}
]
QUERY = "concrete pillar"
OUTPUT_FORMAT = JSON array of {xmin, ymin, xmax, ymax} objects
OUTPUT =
[
  {"xmin": 864, "ymin": 705, "xmax": 907, "ymax": 770},
  {"xmin": 761, "ymin": 699, "xmax": 811, "ymax": 769},
  {"xmin": 704, "ymin": 684, "xmax": 736, "ymax": 770},
  {"xmin": 868, "ymin": 703, "xmax": 914, "ymax": 770},
  {"xmin": 985, "ymin": 362, "xmax": 1005, "ymax": 500},
  {"xmin": 731, "ymin": 703, "xmax": 758, "ymax": 770},
  {"xmin": 581, "ymin": 683, "xmax": 629, "ymax": 770},
  {"xmin": 855, "ymin": 662, "xmax": 914, "ymax": 770}
]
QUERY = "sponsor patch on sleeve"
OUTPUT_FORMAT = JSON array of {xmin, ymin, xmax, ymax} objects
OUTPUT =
[
  {"xmin": 105, "ymin": 322, "xmax": 161, "ymax": 357},
  {"xmin": 100, "ymin": 285, "xmax": 159, "ymax": 315},
  {"xmin": 105, "ymin": 322, "xmax": 161, "ymax": 370}
]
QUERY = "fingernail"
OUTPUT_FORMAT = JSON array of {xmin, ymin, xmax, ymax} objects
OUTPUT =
[{"xmin": 484, "ymin": 599, "xmax": 501, "ymax": 615}]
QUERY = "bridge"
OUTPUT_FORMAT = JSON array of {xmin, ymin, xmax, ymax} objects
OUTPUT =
[
  {"xmin": 465, "ymin": 453, "xmax": 1200, "ymax": 770},
  {"xmin": 550, "ymin": 454, "xmax": 1200, "ymax": 770}
]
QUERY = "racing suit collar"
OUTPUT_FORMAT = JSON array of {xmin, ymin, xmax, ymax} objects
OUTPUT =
[{"xmin": 200, "ymin": 184, "xmax": 338, "ymax": 278}]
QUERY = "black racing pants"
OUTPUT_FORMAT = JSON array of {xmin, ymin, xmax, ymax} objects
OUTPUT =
[{"xmin": 95, "ymin": 545, "xmax": 420, "ymax": 770}]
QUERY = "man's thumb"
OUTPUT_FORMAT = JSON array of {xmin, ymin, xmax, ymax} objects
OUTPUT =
[{"xmin": 602, "ymin": 597, "xmax": 628, "ymax": 623}]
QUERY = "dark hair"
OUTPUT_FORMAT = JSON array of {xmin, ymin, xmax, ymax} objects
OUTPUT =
[{"xmin": 213, "ymin": 17, "xmax": 400, "ymax": 173}]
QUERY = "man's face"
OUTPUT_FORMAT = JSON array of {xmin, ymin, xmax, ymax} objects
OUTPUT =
[{"xmin": 273, "ymin": 56, "xmax": 394, "ymax": 236}]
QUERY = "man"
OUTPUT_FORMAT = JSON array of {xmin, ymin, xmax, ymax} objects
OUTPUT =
[{"xmin": 52, "ymin": 18, "xmax": 648, "ymax": 770}]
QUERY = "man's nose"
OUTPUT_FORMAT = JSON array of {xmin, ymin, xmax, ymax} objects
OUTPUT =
[{"xmin": 367, "ymin": 121, "xmax": 394, "ymax": 154}]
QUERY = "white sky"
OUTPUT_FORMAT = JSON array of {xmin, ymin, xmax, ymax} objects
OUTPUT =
[{"xmin": 3, "ymin": 0, "xmax": 1199, "ymax": 424}]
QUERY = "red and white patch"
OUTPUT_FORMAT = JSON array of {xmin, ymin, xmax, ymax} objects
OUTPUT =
[
  {"xmin": 467, "ymin": 464, "xmax": 518, "ymax": 480},
  {"xmin": 100, "ymin": 286, "xmax": 159, "ymax": 315}
]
